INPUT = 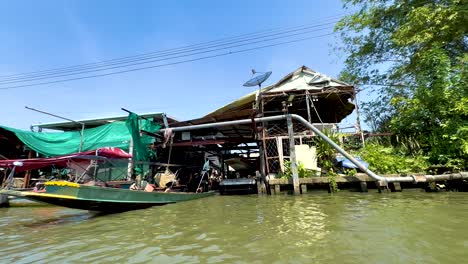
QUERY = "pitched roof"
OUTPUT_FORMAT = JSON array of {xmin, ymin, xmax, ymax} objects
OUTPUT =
[{"xmin": 203, "ymin": 65, "xmax": 354, "ymax": 120}]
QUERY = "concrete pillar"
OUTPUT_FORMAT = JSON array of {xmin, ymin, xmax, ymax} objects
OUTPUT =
[
  {"xmin": 389, "ymin": 182, "xmax": 402, "ymax": 192},
  {"xmin": 256, "ymin": 171, "xmax": 263, "ymax": 195},
  {"xmin": 300, "ymin": 184, "xmax": 307, "ymax": 194},
  {"xmin": 377, "ymin": 180, "xmax": 389, "ymax": 193},
  {"xmin": 287, "ymin": 116, "xmax": 300, "ymax": 195},
  {"xmin": 359, "ymin": 181, "xmax": 368, "ymax": 192}
]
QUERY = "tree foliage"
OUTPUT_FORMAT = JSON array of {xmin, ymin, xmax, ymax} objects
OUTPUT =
[{"xmin": 335, "ymin": 0, "xmax": 468, "ymax": 167}]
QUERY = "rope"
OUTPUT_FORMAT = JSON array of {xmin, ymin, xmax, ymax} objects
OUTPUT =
[{"xmin": 309, "ymin": 95, "xmax": 325, "ymax": 129}]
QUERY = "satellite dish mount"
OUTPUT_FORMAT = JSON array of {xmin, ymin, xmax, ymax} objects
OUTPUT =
[{"xmin": 243, "ymin": 70, "xmax": 272, "ymax": 113}]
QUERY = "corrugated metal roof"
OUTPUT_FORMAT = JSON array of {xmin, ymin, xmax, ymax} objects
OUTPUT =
[
  {"xmin": 202, "ymin": 65, "xmax": 354, "ymax": 121},
  {"xmin": 34, "ymin": 112, "xmax": 178, "ymax": 131}
]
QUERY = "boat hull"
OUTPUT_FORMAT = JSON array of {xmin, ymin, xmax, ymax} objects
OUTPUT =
[{"xmin": 1, "ymin": 182, "xmax": 215, "ymax": 212}]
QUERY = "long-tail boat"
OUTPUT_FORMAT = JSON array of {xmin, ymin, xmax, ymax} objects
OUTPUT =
[
  {"xmin": 1, "ymin": 181, "xmax": 214, "ymax": 212},
  {"xmin": 0, "ymin": 148, "xmax": 215, "ymax": 212}
]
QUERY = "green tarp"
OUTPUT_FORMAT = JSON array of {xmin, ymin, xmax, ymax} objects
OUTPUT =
[
  {"xmin": 0, "ymin": 116, "xmax": 161, "ymax": 157},
  {"xmin": 125, "ymin": 113, "xmax": 162, "ymax": 175},
  {"xmin": 125, "ymin": 113, "xmax": 160, "ymax": 162}
]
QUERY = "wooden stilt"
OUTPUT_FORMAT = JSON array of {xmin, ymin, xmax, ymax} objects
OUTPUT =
[
  {"xmin": 0, "ymin": 194, "xmax": 9, "ymax": 208},
  {"xmin": 127, "ymin": 139, "xmax": 134, "ymax": 180},
  {"xmin": 270, "ymin": 185, "xmax": 276, "ymax": 195},
  {"xmin": 256, "ymin": 171, "xmax": 266, "ymax": 194},
  {"xmin": 23, "ymin": 150, "xmax": 34, "ymax": 188},
  {"xmin": 359, "ymin": 181, "xmax": 368, "ymax": 192},
  {"xmin": 287, "ymin": 116, "xmax": 300, "ymax": 195},
  {"xmin": 275, "ymin": 184, "xmax": 281, "ymax": 194}
]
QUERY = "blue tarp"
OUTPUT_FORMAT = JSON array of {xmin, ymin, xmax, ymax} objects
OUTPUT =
[{"xmin": 336, "ymin": 156, "xmax": 369, "ymax": 170}]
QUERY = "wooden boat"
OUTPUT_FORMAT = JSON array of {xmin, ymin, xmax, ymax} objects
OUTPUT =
[{"xmin": 0, "ymin": 181, "xmax": 215, "ymax": 212}]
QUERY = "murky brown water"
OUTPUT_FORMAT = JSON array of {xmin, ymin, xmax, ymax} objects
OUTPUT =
[{"xmin": 1, "ymin": 192, "xmax": 468, "ymax": 263}]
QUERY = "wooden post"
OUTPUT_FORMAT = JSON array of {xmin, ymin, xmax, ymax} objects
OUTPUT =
[
  {"xmin": 23, "ymin": 150, "xmax": 33, "ymax": 188},
  {"xmin": 353, "ymin": 88, "xmax": 365, "ymax": 147},
  {"xmin": 0, "ymin": 194, "xmax": 9, "ymax": 208},
  {"xmin": 287, "ymin": 116, "xmax": 300, "ymax": 195},
  {"xmin": 305, "ymin": 90, "xmax": 312, "ymax": 123},
  {"xmin": 258, "ymin": 143, "xmax": 270, "ymax": 195},
  {"xmin": 256, "ymin": 171, "xmax": 267, "ymax": 194},
  {"xmin": 161, "ymin": 113, "xmax": 169, "ymax": 128},
  {"xmin": 270, "ymin": 185, "xmax": 276, "ymax": 195},
  {"xmin": 221, "ymin": 151, "xmax": 225, "ymax": 179},
  {"xmin": 259, "ymin": 143, "xmax": 266, "ymax": 180},
  {"xmin": 275, "ymin": 184, "xmax": 281, "ymax": 194},
  {"xmin": 258, "ymin": 94, "xmax": 270, "ymax": 195},
  {"xmin": 127, "ymin": 139, "xmax": 134, "ymax": 180},
  {"xmin": 260, "ymin": 98, "xmax": 270, "ymax": 175},
  {"xmin": 277, "ymin": 137, "xmax": 284, "ymax": 173}
]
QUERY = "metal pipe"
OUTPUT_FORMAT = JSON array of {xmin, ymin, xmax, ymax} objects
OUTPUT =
[
  {"xmin": 160, "ymin": 114, "xmax": 401, "ymax": 182},
  {"xmin": 424, "ymin": 172, "xmax": 468, "ymax": 182},
  {"xmin": 26, "ymin": 106, "xmax": 85, "ymax": 152},
  {"xmin": 80, "ymin": 123, "xmax": 85, "ymax": 152},
  {"xmin": 305, "ymin": 90, "xmax": 312, "ymax": 123},
  {"xmin": 121, "ymin": 108, "xmax": 150, "ymax": 121},
  {"xmin": 291, "ymin": 114, "xmax": 415, "ymax": 183},
  {"xmin": 161, "ymin": 115, "xmax": 289, "ymax": 133},
  {"xmin": 160, "ymin": 114, "xmax": 461, "ymax": 184}
]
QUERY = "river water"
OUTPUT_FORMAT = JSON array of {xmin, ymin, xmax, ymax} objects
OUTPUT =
[{"xmin": 1, "ymin": 192, "xmax": 468, "ymax": 263}]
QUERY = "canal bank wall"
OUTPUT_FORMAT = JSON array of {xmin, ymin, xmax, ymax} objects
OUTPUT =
[{"xmin": 266, "ymin": 172, "xmax": 468, "ymax": 194}]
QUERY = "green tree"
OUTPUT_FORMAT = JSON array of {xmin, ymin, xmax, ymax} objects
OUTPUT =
[{"xmin": 335, "ymin": 0, "xmax": 468, "ymax": 168}]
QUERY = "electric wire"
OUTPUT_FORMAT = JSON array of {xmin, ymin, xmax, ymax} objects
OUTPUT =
[
  {"xmin": 0, "ymin": 23, "xmax": 337, "ymax": 85},
  {"xmin": 0, "ymin": 32, "xmax": 335, "ymax": 90},
  {"xmin": 0, "ymin": 14, "xmax": 345, "ymax": 81}
]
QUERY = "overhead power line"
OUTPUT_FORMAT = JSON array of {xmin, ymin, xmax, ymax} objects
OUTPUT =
[
  {"xmin": 0, "ymin": 13, "xmax": 345, "ymax": 81},
  {"xmin": 0, "ymin": 13, "xmax": 348, "ymax": 90},
  {"xmin": 0, "ymin": 32, "xmax": 335, "ymax": 90},
  {"xmin": 0, "ymin": 25, "xmax": 335, "ymax": 85}
]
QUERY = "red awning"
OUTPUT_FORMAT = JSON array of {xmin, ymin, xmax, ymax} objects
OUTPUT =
[{"xmin": 0, "ymin": 147, "xmax": 131, "ymax": 173}]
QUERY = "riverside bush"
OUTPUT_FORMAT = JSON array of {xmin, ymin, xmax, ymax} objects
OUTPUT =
[{"xmin": 354, "ymin": 143, "xmax": 429, "ymax": 174}]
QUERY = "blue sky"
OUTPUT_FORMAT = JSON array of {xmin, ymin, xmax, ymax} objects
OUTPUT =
[{"xmin": 0, "ymin": 0, "xmax": 363, "ymax": 130}]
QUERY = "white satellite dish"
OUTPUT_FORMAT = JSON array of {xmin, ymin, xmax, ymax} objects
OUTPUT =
[{"xmin": 243, "ymin": 71, "xmax": 272, "ymax": 88}]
